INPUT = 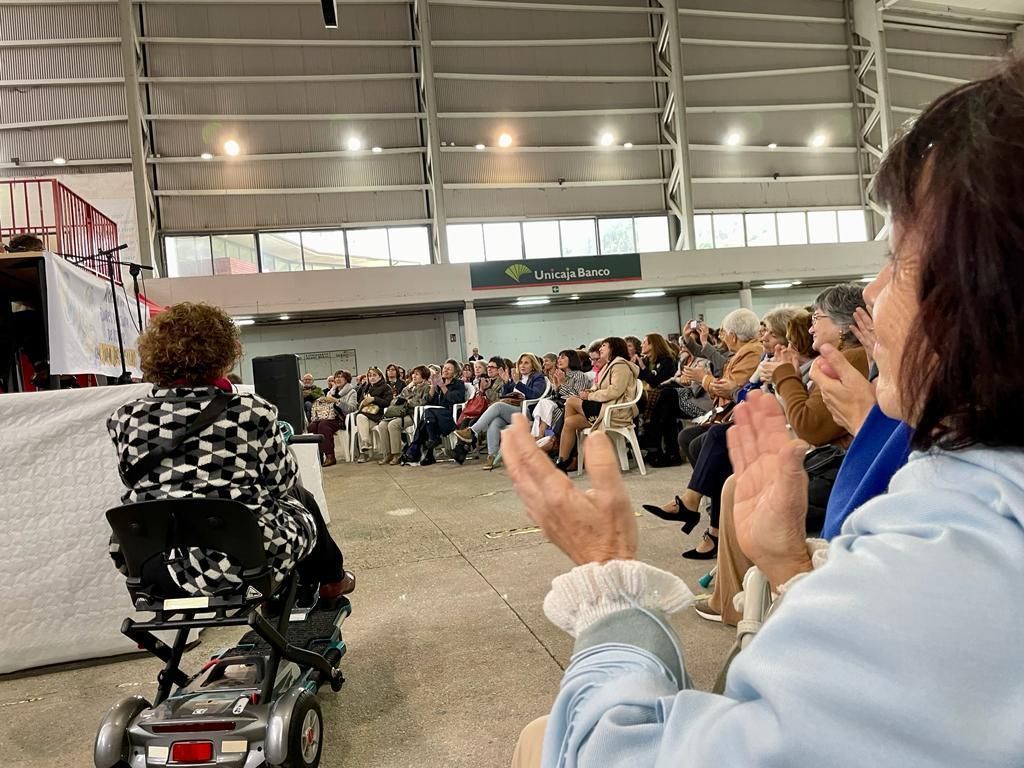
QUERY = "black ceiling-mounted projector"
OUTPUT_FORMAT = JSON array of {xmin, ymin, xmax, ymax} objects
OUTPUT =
[{"xmin": 322, "ymin": 0, "xmax": 338, "ymax": 28}]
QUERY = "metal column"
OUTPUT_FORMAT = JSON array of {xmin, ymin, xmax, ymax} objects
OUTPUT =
[
  {"xmin": 117, "ymin": 0, "xmax": 156, "ymax": 267},
  {"xmin": 412, "ymin": 0, "xmax": 450, "ymax": 264},
  {"xmin": 656, "ymin": 0, "xmax": 696, "ymax": 250}
]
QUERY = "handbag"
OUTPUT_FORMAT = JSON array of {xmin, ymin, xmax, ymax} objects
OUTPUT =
[
  {"xmin": 383, "ymin": 403, "xmax": 409, "ymax": 419},
  {"xmin": 360, "ymin": 403, "xmax": 381, "ymax": 416},
  {"xmin": 804, "ymin": 444, "xmax": 846, "ymax": 535},
  {"xmin": 460, "ymin": 392, "xmax": 490, "ymax": 421},
  {"xmin": 310, "ymin": 397, "xmax": 337, "ymax": 422}
]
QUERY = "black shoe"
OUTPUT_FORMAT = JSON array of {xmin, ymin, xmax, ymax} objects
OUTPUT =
[
  {"xmin": 419, "ymin": 450, "xmax": 436, "ymax": 466},
  {"xmin": 682, "ymin": 530, "xmax": 719, "ymax": 560},
  {"xmin": 641, "ymin": 495, "xmax": 701, "ymax": 534},
  {"xmin": 554, "ymin": 457, "xmax": 571, "ymax": 474}
]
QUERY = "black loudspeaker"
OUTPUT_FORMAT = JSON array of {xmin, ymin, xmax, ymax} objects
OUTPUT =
[{"xmin": 252, "ymin": 354, "xmax": 305, "ymax": 429}]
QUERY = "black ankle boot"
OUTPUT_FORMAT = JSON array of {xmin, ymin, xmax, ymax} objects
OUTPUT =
[{"xmin": 554, "ymin": 456, "xmax": 571, "ymax": 474}]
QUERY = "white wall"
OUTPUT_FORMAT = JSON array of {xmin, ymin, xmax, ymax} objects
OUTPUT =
[
  {"xmin": 55, "ymin": 172, "xmax": 139, "ymax": 275},
  {"xmin": 237, "ymin": 314, "xmax": 448, "ymax": 384},
  {"xmin": 477, "ymin": 299, "xmax": 681, "ymax": 358}
]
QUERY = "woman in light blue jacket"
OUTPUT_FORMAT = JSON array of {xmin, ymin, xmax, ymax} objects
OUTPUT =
[{"xmin": 503, "ymin": 57, "xmax": 1024, "ymax": 768}]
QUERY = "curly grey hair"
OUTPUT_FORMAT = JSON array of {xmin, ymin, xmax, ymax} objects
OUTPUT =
[
  {"xmin": 814, "ymin": 283, "xmax": 867, "ymax": 347},
  {"xmin": 720, "ymin": 308, "xmax": 760, "ymax": 342}
]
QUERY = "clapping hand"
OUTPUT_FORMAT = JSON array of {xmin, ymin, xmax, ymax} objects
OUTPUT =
[
  {"xmin": 809, "ymin": 344, "xmax": 876, "ymax": 435},
  {"xmin": 681, "ymin": 364, "xmax": 706, "ymax": 384},
  {"xmin": 850, "ymin": 307, "xmax": 877, "ymax": 367},
  {"xmin": 726, "ymin": 391, "xmax": 813, "ymax": 590},
  {"xmin": 503, "ymin": 415, "xmax": 636, "ymax": 565},
  {"xmin": 698, "ymin": 321, "xmax": 710, "ymax": 346},
  {"xmin": 708, "ymin": 378, "xmax": 735, "ymax": 399}
]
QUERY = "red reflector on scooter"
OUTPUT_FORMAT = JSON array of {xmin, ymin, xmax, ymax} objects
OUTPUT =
[
  {"xmin": 170, "ymin": 741, "xmax": 213, "ymax": 762},
  {"xmin": 153, "ymin": 721, "xmax": 236, "ymax": 733}
]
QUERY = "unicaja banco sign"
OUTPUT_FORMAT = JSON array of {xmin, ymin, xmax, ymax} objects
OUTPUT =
[{"xmin": 470, "ymin": 254, "xmax": 642, "ymax": 290}]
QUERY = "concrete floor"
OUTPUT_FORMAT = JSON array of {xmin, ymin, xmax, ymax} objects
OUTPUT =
[{"xmin": 0, "ymin": 457, "xmax": 735, "ymax": 768}]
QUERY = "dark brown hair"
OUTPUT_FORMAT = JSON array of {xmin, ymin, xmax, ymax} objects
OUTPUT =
[
  {"xmin": 334, "ymin": 369, "xmax": 352, "ymax": 384},
  {"xmin": 643, "ymin": 332, "xmax": 674, "ymax": 363},
  {"xmin": 603, "ymin": 336, "xmax": 630, "ymax": 362},
  {"xmin": 786, "ymin": 311, "xmax": 814, "ymax": 359},
  {"xmin": 873, "ymin": 55, "xmax": 1024, "ymax": 450},
  {"xmin": 139, "ymin": 302, "xmax": 240, "ymax": 386},
  {"xmin": 410, "ymin": 365, "xmax": 430, "ymax": 381},
  {"xmin": 558, "ymin": 349, "xmax": 582, "ymax": 371}
]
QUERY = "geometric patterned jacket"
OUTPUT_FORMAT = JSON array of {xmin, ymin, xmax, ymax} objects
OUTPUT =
[{"xmin": 107, "ymin": 386, "xmax": 316, "ymax": 596}]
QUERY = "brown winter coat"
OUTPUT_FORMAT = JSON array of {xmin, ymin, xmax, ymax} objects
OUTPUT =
[{"xmin": 588, "ymin": 356, "xmax": 641, "ymax": 430}]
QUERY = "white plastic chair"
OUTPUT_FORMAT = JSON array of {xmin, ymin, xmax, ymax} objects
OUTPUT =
[
  {"xmin": 577, "ymin": 384, "xmax": 646, "ymax": 477},
  {"xmin": 347, "ymin": 411, "xmax": 381, "ymax": 462},
  {"xmin": 520, "ymin": 379, "xmax": 552, "ymax": 417}
]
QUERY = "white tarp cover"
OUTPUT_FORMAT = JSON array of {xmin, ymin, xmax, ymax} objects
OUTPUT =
[{"xmin": 43, "ymin": 251, "xmax": 144, "ymax": 378}]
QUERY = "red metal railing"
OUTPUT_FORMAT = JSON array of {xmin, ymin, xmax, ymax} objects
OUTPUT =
[{"xmin": 0, "ymin": 178, "xmax": 120, "ymax": 282}]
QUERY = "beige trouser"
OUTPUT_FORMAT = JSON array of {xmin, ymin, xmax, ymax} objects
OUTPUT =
[
  {"xmin": 355, "ymin": 413, "xmax": 377, "ymax": 452},
  {"xmin": 708, "ymin": 474, "xmax": 750, "ymax": 627},
  {"xmin": 374, "ymin": 416, "xmax": 411, "ymax": 456},
  {"xmin": 510, "ymin": 716, "xmax": 548, "ymax": 768}
]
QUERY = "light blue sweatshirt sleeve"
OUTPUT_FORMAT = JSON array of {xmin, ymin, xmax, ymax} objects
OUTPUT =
[{"xmin": 541, "ymin": 448, "xmax": 1024, "ymax": 768}]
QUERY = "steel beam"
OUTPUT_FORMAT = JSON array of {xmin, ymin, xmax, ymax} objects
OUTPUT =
[
  {"xmin": 117, "ymin": 0, "xmax": 155, "ymax": 266},
  {"xmin": 0, "ymin": 36, "xmax": 117, "ymax": 47},
  {"xmin": 434, "ymin": 72, "xmax": 668, "ymax": 83},
  {"xmin": 678, "ymin": 8, "xmax": 844, "ymax": 24},
  {"xmin": 0, "ymin": 77, "xmax": 123, "ymax": 86},
  {"xmin": 156, "ymin": 185, "xmax": 430, "ymax": 197},
  {"xmin": 145, "ymin": 112, "xmax": 425, "ymax": 121},
  {"xmin": 139, "ymin": 36, "xmax": 418, "ymax": 47},
  {"xmin": 149, "ymin": 148, "xmax": 427, "ymax": 164},
  {"xmin": 681, "ymin": 38, "xmax": 847, "ymax": 50},
  {"xmin": 444, "ymin": 179, "xmax": 667, "ymax": 189},
  {"xmin": 141, "ymin": 73, "xmax": 418, "ymax": 84},
  {"xmin": 658, "ymin": 0, "xmax": 695, "ymax": 250},
  {"xmin": 684, "ymin": 64, "xmax": 850, "ymax": 82},
  {"xmin": 412, "ymin": 0, "xmax": 449, "ymax": 264},
  {"xmin": 429, "ymin": 0, "xmax": 661, "ymax": 13},
  {"xmin": 0, "ymin": 115, "xmax": 128, "ymax": 130}
]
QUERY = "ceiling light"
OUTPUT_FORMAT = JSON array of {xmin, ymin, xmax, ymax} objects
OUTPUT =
[
  {"xmin": 474, "ymin": 143, "xmax": 485, "ymax": 150},
  {"xmin": 279, "ymin": 314, "xmax": 290, "ymax": 320},
  {"xmin": 791, "ymin": 280, "xmax": 802, "ymax": 285},
  {"xmin": 809, "ymin": 133, "xmax": 828, "ymax": 148},
  {"xmin": 516, "ymin": 298, "xmax": 550, "ymax": 306},
  {"xmin": 200, "ymin": 152, "xmax": 213, "ymax": 161},
  {"xmin": 223, "ymin": 140, "xmax": 241, "ymax": 156},
  {"xmin": 53, "ymin": 157, "xmax": 66, "ymax": 165},
  {"xmin": 321, "ymin": 0, "xmax": 338, "ymax": 28},
  {"xmin": 724, "ymin": 132, "xmax": 742, "ymax": 147},
  {"xmin": 498, "ymin": 133, "xmax": 513, "ymax": 148},
  {"xmin": 767, "ymin": 143, "xmax": 778, "ymax": 150},
  {"xmin": 346, "ymin": 137, "xmax": 362, "ymax": 151},
  {"xmin": 623, "ymin": 142, "xmax": 633, "ymax": 149},
  {"xmin": 371, "ymin": 146, "xmax": 382, "ymax": 153},
  {"xmin": 599, "ymin": 132, "xmax": 614, "ymax": 146},
  {"xmin": 233, "ymin": 317, "xmax": 255, "ymax": 326},
  {"xmin": 569, "ymin": 294, "xmax": 580, "ymax": 300},
  {"xmin": 632, "ymin": 290, "xmax": 666, "ymax": 299},
  {"xmin": 762, "ymin": 282, "xmax": 793, "ymax": 289}
]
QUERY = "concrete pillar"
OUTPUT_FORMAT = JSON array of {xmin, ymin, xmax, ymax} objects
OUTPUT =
[
  {"xmin": 738, "ymin": 287, "xmax": 754, "ymax": 310},
  {"xmin": 463, "ymin": 303, "xmax": 480, "ymax": 357}
]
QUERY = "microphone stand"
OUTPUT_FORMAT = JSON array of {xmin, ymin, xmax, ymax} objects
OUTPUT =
[{"xmin": 62, "ymin": 245, "xmax": 154, "ymax": 384}]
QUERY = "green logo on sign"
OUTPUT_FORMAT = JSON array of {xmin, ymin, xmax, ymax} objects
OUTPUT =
[{"xmin": 504, "ymin": 263, "xmax": 532, "ymax": 282}]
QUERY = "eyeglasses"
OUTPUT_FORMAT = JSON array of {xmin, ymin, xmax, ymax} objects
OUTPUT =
[
  {"xmin": 486, "ymin": 364, "xmax": 498, "ymax": 369},
  {"xmin": 811, "ymin": 313, "xmax": 830, "ymax": 324}
]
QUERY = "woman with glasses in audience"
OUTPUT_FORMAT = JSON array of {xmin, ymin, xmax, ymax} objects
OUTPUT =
[
  {"xmin": 417, "ymin": 359, "xmax": 468, "ymax": 465},
  {"xmin": 384, "ymin": 364, "xmax": 405, "ymax": 397},
  {"xmin": 374, "ymin": 365, "xmax": 431, "ymax": 466},
  {"xmin": 505, "ymin": 59, "xmax": 1024, "ymax": 768},
  {"xmin": 308, "ymin": 369, "xmax": 358, "ymax": 467}
]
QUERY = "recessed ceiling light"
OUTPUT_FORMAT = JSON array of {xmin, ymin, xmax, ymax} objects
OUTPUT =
[
  {"xmin": 347, "ymin": 137, "xmax": 362, "ymax": 151},
  {"xmin": 724, "ymin": 132, "xmax": 742, "ymax": 146},
  {"xmin": 279, "ymin": 314, "xmax": 290, "ymax": 320},
  {"xmin": 498, "ymin": 133, "xmax": 513, "ymax": 148},
  {"xmin": 223, "ymin": 140, "xmax": 241, "ymax": 156},
  {"xmin": 599, "ymin": 132, "xmax": 614, "ymax": 146},
  {"xmin": 623, "ymin": 142, "xmax": 634, "ymax": 149},
  {"xmin": 569, "ymin": 294, "xmax": 580, "ymax": 300},
  {"xmin": 762, "ymin": 282, "xmax": 794, "ymax": 289},
  {"xmin": 474, "ymin": 143, "xmax": 485, "ymax": 150},
  {"xmin": 516, "ymin": 298, "xmax": 550, "ymax": 306},
  {"xmin": 371, "ymin": 146, "xmax": 382, "ymax": 153},
  {"xmin": 200, "ymin": 152, "xmax": 213, "ymax": 161},
  {"xmin": 809, "ymin": 133, "xmax": 828, "ymax": 148},
  {"xmin": 632, "ymin": 290, "xmax": 666, "ymax": 299},
  {"xmin": 233, "ymin": 317, "xmax": 255, "ymax": 326},
  {"xmin": 767, "ymin": 143, "xmax": 778, "ymax": 150},
  {"xmin": 52, "ymin": 157, "xmax": 66, "ymax": 165}
]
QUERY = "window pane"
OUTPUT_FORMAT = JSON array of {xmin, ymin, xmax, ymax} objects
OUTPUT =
[
  {"xmin": 599, "ymin": 218, "xmax": 635, "ymax": 254},
  {"xmin": 807, "ymin": 211, "xmax": 839, "ymax": 244},
  {"xmin": 522, "ymin": 221, "xmax": 560, "ymax": 259},
  {"xmin": 776, "ymin": 212, "xmax": 808, "ymax": 245},
  {"xmin": 712, "ymin": 214, "xmax": 744, "ymax": 248},
  {"xmin": 259, "ymin": 232, "xmax": 304, "ymax": 272},
  {"xmin": 388, "ymin": 226, "xmax": 431, "ymax": 266},
  {"xmin": 300, "ymin": 231, "xmax": 346, "ymax": 270},
  {"xmin": 745, "ymin": 213, "xmax": 777, "ymax": 247},
  {"xmin": 560, "ymin": 219, "xmax": 597, "ymax": 257},
  {"xmin": 447, "ymin": 224, "xmax": 485, "ymax": 263},
  {"xmin": 165, "ymin": 236, "xmax": 212, "ymax": 277},
  {"xmin": 837, "ymin": 210, "xmax": 868, "ymax": 242},
  {"xmin": 483, "ymin": 222, "xmax": 523, "ymax": 261},
  {"xmin": 694, "ymin": 215, "xmax": 714, "ymax": 249},
  {"xmin": 346, "ymin": 228, "xmax": 390, "ymax": 268},
  {"xmin": 211, "ymin": 234, "xmax": 258, "ymax": 275},
  {"xmin": 634, "ymin": 216, "xmax": 670, "ymax": 252}
]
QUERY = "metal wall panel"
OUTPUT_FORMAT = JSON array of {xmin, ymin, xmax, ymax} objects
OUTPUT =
[
  {"xmin": 686, "ymin": 108, "xmax": 856, "ymax": 146},
  {"xmin": 432, "ymin": 46, "xmax": 654, "ymax": 77},
  {"xmin": 159, "ymin": 189, "xmax": 427, "ymax": 230},
  {"xmin": 147, "ymin": 81, "xmax": 417, "ymax": 115},
  {"xmin": 434, "ymin": 80, "xmax": 656, "ymax": 111},
  {"xmin": 0, "ymin": 123, "xmax": 129, "ymax": 163},
  {"xmin": 444, "ymin": 185, "xmax": 665, "ymax": 218},
  {"xmin": 680, "ymin": 0, "xmax": 845, "ymax": 18},
  {"xmin": 685, "ymin": 69, "xmax": 850, "ymax": 107},
  {"xmin": 0, "ymin": 44, "xmax": 122, "ymax": 80},
  {"xmin": 144, "ymin": 44, "xmax": 414, "ymax": 77},
  {"xmin": 1, "ymin": 3, "xmax": 119, "ymax": 39},
  {"xmin": 693, "ymin": 177, "xmax": 862, "ymax": 209},
  {"xmin": 689, "ymin": 150, "xmax": 858, "ymax": 178},
  {"xmin": 0, "ymin": 84, "xmax": 126, "ymax": 123},
  {"xmin": 680, "ymin": 45, "xmax": 847, "ymax": 76},
  {"xmin": 158, "ymin": 155, "xmax": 425, "ymax": 190},
  {"xmin": 430, "ymin": 5, "xmax": 652, "ymax": 41},
  {"xmin": 679, "ymin": 17, "xmax": 846, "ymax": 45},
  {"xmin": 441, "ymin": 149, "xmax": 663, "ymax": 184},
  {"xmin": 439, "ymin": 114, "xmax": 661, "ymax": 147}
]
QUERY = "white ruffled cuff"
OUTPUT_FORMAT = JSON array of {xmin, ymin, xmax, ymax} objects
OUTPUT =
[{"xmin": 543, "ymin": 560, "xmax": 694, "ymax": 637}]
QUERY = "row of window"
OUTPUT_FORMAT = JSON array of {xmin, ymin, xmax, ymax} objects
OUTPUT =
[{"xmin": 163, "ymin": 209, "xmax": 870, "ymax": 277}]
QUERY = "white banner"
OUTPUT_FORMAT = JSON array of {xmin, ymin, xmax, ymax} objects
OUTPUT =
[{"xmin": 43, "ymin": 252, "xmax": 144, "ymax": 377}]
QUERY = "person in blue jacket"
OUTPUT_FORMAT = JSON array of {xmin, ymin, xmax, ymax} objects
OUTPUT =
[
  {"xmin": 454, "ymin": 353, "xmax": 547, "ymax": 470},
  {"xmin": 504, "ymin": 57, "xmax": 1024, "ymax": 768}
]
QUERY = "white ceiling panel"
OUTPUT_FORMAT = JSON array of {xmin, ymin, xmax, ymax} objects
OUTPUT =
[
  {"xmin": 441, "ymin": 149, "xmax": 663, "ymax": 184},
  {"xmin": 444, "ymin": 184, "xmax": 666, "ymax": 218}
]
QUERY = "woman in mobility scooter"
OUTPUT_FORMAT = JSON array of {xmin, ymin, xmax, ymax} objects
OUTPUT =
[{"xmin": 96, "ymin": 302, "xmax": 354, "ymax": 768}]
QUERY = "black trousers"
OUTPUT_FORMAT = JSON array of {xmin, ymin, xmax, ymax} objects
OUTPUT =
[
  {"xmin": 685, "ymin": 423, "xmax": 733, "ymax": 528},
  {"xmin": 678, "ymin": 424, "xmax": 709, "ymax": 467},
  {"xmin": 646, "ymin": 392, "xmax": 683, "ymax": 457},
  {"xmin": 291, "ymin": 485, "xmax": 345, "ymax": 586},
  {"xmin": 423, "ymin": 408, "xmax": 457, "ymax": 443}
]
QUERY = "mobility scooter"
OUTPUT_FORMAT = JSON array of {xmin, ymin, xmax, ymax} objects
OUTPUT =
[{"xmin": 94, "ymin": 498, "xmax": 351, "ymax": 768}]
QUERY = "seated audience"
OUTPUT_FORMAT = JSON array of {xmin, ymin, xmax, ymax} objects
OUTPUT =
[
  {"xmin": 504, "ymin": 60, "xmax": 1024, "ymax": 767},
  {"xmin": 417, "ymin": 359, "xmax": 468, "ymax": 465},
  {"xmin": 554, "ymin": 337, "xmax": 639, "ymax": 473},
  {"xmin": 308, "ymin": 369, "xmax": 358, "ymax": 467},
  {"xmin": 533, "ymin": 350, "xmax": 590, "ymax": 452},
  {"xmin": 354, "ymin": 366, "xmax": 394, "ymax": 463},
  {"xmin": 541, "ymin": 353, "xmax": 559, "ymax": 390},
  {"xmin": 624, "ymin": 336, "xmax": 643, "ymax": 364},
  {"xmin": 300, "ymin": 372, "xmax": 324, "ymax": 419},
  {"xmin": 461, "ymin": 362, "xmax": 475, "ymax": 383},
  {"xmin": 107, "ymin": 302, "xmax": 352, "ymax": 602},
  {"xmin": 683, "ymin": 320, "xmax": 730, "ymax": 377},
  {"xmin": 481, "ymin": 357, "xmax": 506, "ymax": 403},
  {"xmin": 454, "ymin": 353, "xmax": 547, "ymax": 470},
  {"xmin": 472, "ymin": 359, "xmax": 487, "ymax": 385},
  {"xmin": 384, "ymin": 363, "xmax": 405, "ymax": 396},
  {"xmin": 636, "ymin": 332, "xmax": 679, "ymax": 459},
  {"xmin": 374, "ymin": 365, "xmax": 431, "ymax": 465}
]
